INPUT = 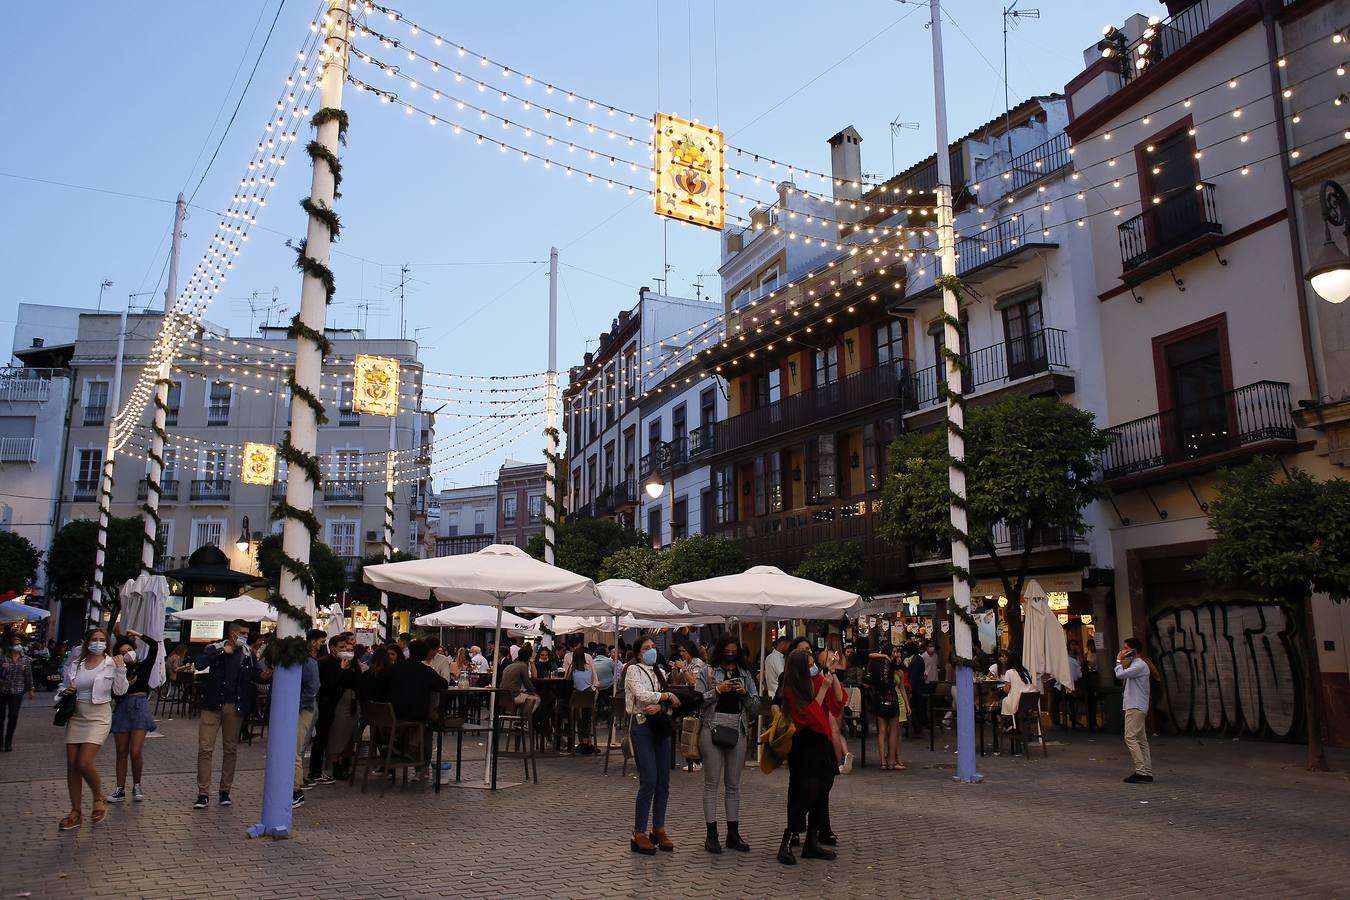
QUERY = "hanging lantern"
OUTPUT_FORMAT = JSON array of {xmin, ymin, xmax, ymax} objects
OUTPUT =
[
  {"xmin": 654, "ymin": 113, "xmax": 725, "ymax": 230},
  {"xmin": 353, "ymin": 354, "xmax": 399, "ymax": 416},
  {"xmin": 1081, "ymin": 614, "xmax": 1094, "ymax": 626},
  {"xmin": 240, "ymin": 441, "xmax": 277, "ymax": 486},
  {"xmin": 1057, "ymin": 613, "xmax": 1070, "ymax": 626},
  {"xmin": 1047, "ymin": 591, "xmax": 1070, "ymax": 611}
]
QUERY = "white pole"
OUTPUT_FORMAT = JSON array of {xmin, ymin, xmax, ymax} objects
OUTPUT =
[
  {"xmin": 929, "ymin": 0, "xmax": 979, "ymax": 783},
  {"xmin": 383, "ymin": 414, "xmax": 395, "ymax": 640},
  {"xmin": 487, "ymin": 600, "xmax": 504, "ymax": 786},
  {"xmin": 251, "ymin": 0, "xmax": 350, "ymax": 839},
  {"xmin": 544, "ymin": 247, "xmax": 559, "ymax": 566},
  {"xmin": 142, "ymin": 193, "xmax": 186, "ymax": 572},
  {"xmin": 91, "ymin": 305, "xmax": 129, "ymax": 627}
]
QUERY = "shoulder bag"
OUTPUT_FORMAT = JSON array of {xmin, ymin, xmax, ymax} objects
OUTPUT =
[{"xmin": 53, "ymin": 690, "xmax": 76, "ymax": 727}]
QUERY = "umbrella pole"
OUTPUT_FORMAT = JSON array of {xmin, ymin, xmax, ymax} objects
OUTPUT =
[
  {"xmin": 603, "ymin": 611, "xmax": 619, "ymax": 774},
  {"xmin": 486, "ymin": 601, "xmax": 503, "ymax": 787}
]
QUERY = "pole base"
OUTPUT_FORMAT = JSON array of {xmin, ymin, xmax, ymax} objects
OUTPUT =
[
  {"xmin": 951, "ymin": 772, "xmax": 985, "ymax": 784},
  {"xmin": 246, "ymin": 822, "xmax": 293, "ymax": 839}
]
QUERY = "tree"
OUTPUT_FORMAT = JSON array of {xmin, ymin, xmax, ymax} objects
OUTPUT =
[
  {"xmin": 1196, "ymin": 458, "xmax": 1350, "ymax": 772},
  {"xmin": 793, "ymin": 540, "xmax": 872, "ymax": 600},
  {"xmin": 352, "ymin": 550, "xmax": 433, "ymax": 619},
  {"xmin": 649, "ymin": 534, "xmax": 748, "ymax": 591},
  {"xmin": 597, "ymin": 545, "xmax": 663, "ymax": 585},
  {"xmin": 879, "ymin": 396, "xmax": 1108, "ymax": 652},
  {"xmin": 256, "ymin": 533, "xmax": 348, "ymax": 606},
  {"xmin": 526, "ymin": 517, "xmax": 647, "ymax": 581},
  {"xmin": 44, "ymin": 516, "xmax": 145, "ymax": 625},
  {"xmin": 0, "ymin": 531, "xmax": 41, "ymax": 596}
]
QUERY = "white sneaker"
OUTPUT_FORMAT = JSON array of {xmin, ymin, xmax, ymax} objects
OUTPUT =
[
  {"xmin": 132, "ymin": 784, "xmax": 145, "ymax": 802},
  {"xmin": 840, "ymin": 752, "xmax": 855, "ymax": 775}
]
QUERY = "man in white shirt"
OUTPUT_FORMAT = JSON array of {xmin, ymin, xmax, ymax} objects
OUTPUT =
[
  {"xmin": 424, "ymin": 640, "xmax": 453, "ymax": 682},
  {"xmin": 762, "ymin": 635, "xmax": 789, "ymax": 698},
  {"xmin": 469, "ymin": 646, "xmax": 489, "ymax": 674},
  {"xmin": 1115, "ymin": 638, "xmax": 1153, "ymax": 783},
  {"xmin": 922, "ymin": 642, "xmax": 940, "ymax": 684}
]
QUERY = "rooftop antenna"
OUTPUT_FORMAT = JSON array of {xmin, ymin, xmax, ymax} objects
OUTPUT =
[
  {"xmin": 693, "ymin": 273, "xmax": 706, "ymax": 302},
  {"xmin": 397, "ymin": 264, "xmax": 410, "ymax": 339},
  {"xmin": 1002, "ymin": 2, "xmax": 1040, "ymax": 162},
  {"xmin": 96, "ymin": 279, "xmax": 113, "ymax": 314},
  {"xmin": 890, "ymin": 117, "xmax": 920, "ymax": 174}
]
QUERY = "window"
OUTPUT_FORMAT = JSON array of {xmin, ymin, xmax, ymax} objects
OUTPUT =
[
  {"xmin": 586, "ymin": 456, "xmax": 597, "ymax": 502},
  {"xmin": 672, "ymin": 404, "xmax": 687, "ymax": 461},
  {"xmin": 623, "ymin": 426, "xmax": 636, "ymax": 482},
  {"xmin": 875, "ymin": 320, "xmax": 908, "ymax": 373},
  {"xmin": 473, "ymin": 508, "xmax": 486, "ymax": 534},
  {"xmin": 74, "ymin": 448, "xmax": 102, "ymax": 499},
  {"xmin": 1001, "ymin": 290, "xmax": 1047, "ymax": 379},
  {"xmin": 699, "ymin": 387, "xmax": 717, "ymax": 425},
  {"xmin": 165, "ymin": 381, "xmax": 182, "ymax": 426},
  {"xmin": 84, "ymin": 381, "xmax": 109, "ymax": 425},
  {"xmin": 191, "ymin": 519, "xmax": 224, "ymax": 552},
  {"xmin": 758, "ymin": 267, "xmax": 779, "ymax": 293},
  {"xmin": 207, "ymin": 381, "xmax": 231, "ymax": 425},
  {"xmin": 571, "ymin": 469, "xmax": 582, "ymax": 508},
  {"xmin": 570, "ymin": 398, "xmax": 583, "ymax": 446},
  {"xmin": 586, "ymin": 382, "xmax": 598, "ymax": 442},
  {"xmin": 604, "ymin": 441, "xmax": 616, "ymax": 490},
  {"xmin": 768, "ymin": 451, "xmax": 784, "ymax": 513},
  {"xmin": 328, "ymin": 521, "xmax": 357, "ymax": 558},
  {"xmin": 155, "ymin": 521, "xmax": 173, "ymax": 564},
  {"xmin": 753, "ymin": 456, "xmax": 767, "ymax": 516},
  {"xmin": 199, "ymin": 448, "xmax": 227, "ymax": 482},
  {"xmin": 672, "ymin": 497, "xmax": 688, "ymax": 541},
  {"xmin": 333, "ymin": 449, "xmax": 360, "ymax": 481},
  {"xmin": 528, "ymin": 493, "xmax": 543, "ymax": 521},
  {"xmin": 806, "ymin": 434, "xmax": 837, "ymax": 503},
  {"xmin": 605, "ymin": 365, "xmax": 616, "ymax": 427},
  {"xmin": 863, "ymin": 424, "xmax": 881, "ymax": 492},
  {"xmin": 624, "ymin": 348, "xmax": 638, "ymax": 400},
  {"xmin": 701, "ymin": 488, "xmax": 713, "ymax": 535},
  {"xmin": 1164, "ymin": 327, "xmax": 1229, "ymax": 458},
  {"xmin": 503, "ymin": 495, "xmax": 518, "ymax": 526},
  {"xmin": 161, "ymin": 447, "xmax": 178, "ymax": 482},
  {"xmin": 447, "ymin": 511, "xmax": 459, "ymax": 537},
  {"xmin": 931, "ymin": 321, "xmax": 971, "ymax": 394},
  {"xmin": 647, "ymin": 418, "xmax": 662, "ymax": 452},
  {"xmin": 814, "ymin": 346, "xmax": 839, "ymax": 387},
  {"xmin": 754, "ymin": 369, "xmax": 781, "ymax": 407},
  {"xmin": 713, "ymin": 464, "xmax": 735, "ymax": 525},
  {"xmin": 647, "ymin": 507, "xmax": 661, "ymax": 547},
  {"xmin": 339, "ymin": 380, "xmax": 359, "ymax": 425}
]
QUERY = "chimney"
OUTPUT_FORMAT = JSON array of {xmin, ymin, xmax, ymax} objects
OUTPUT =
[
  {"xmin": 618, "ymin": 310, "xmax": 630, "ymax": 328},
  {"xmin": 828, "ymin": 126, "xmax": 863, "ymax": 206},
  {"xmin": 30, "ymin": 338, "xmax": 44, "ymax": 348}
]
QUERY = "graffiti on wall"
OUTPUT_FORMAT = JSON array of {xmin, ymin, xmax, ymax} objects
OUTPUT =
[{"xmin": 1148, "ymin": 602, "xmax": 1302, "ymax": 739}]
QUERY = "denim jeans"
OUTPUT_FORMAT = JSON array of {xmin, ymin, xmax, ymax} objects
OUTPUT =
[{"xmin": 631, "ymin": 720, "xmax": 671, "ymax": 832}]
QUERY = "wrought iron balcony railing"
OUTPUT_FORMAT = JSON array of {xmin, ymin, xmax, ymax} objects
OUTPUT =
[
  {"xmin": 908, "ymin": 327, "xmax": 1070, "ymax": 409},
  {"xmin": 1118, "ymin": 183, "xmax": 1222, "ymax": 275},
  {"xmin": 190, "ymin": 479, "xmax": 231, "ymax": 502}
]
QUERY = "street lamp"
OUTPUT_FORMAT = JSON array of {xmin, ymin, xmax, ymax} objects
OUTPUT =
[
  {"xmin": 1306, "ymin": 180, "xmax": 1350, "ymax": 303},
  {"xmin": 235, "ymin": 515, "xmax": 251, "ymax": 554},
  {"xmin": 643, "ymin": 442, "xmax": 672, "ymax": 499}
]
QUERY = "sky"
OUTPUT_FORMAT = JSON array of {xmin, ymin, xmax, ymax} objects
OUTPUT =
[{"xmin": 0, "ymin": 0, "xmax": 1151, "ymax": 487}]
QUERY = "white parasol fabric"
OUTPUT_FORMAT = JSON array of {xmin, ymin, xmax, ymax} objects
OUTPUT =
[
  {"xmin": 322, "ymin": 602, "xmax": 346, "ymax": 638},
  {"xmin": 0, "ymin": 600, "xmax": 51, "ymax": 622},
  {"xmin": 119, "ymin": 572, "xmax": 170, "ymax": 688},
  {"xmin": 171, "ymin": 595, "xmax": 277, "ymax": 623},
  {"xmin": 1022, "ymin": 579, "xmax": 1075, "ymax": 690},
  {"xmin": 415, "ymin": 604, "xmax": 532, "ymax": 631}
]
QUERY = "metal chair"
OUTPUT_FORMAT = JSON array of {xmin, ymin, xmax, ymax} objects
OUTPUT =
[
  {"xmin": 495, "ymin": 706, "xmax": 539, "ymax": 784},
  {"xmin": 352, "ymin": 701, "xmax": 425, "ymax": 794},
  {"xmin": 928, "ymin": 682, "xmax": 954, "ymax": 752},
  {"xmin": 1009, "ymin": 691, "xmax": 1048, "ymax": 758}
]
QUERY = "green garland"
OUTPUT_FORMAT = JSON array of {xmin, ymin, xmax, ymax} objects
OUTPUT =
[
  {"xmin": 286, "ymin": 370, "xmax": 329, "ymax": 425},
  {"xmin": 285, "ymin": 313, "xmax": 333, "ymax": 356},
  {"xmin": 540, "ymin": 426, "xmax": 562, "ymax": 551},
  {"xmin": 292, "ymin": 240, "xmax": 336, "ymax": 304},
  {"xmin": 934, "ymin": 273, "xmax": 966, "ymax": 301},
  {"xmin": 270, "ymin": 498, "xmax": 320, "ymax": 540},
  {"xmin": 310, "ymin": 107, "xmax": 350, "ymax": 144},
  {"xmin": 305, "ymin": 140, "xmax": 343, "ymax": 197},
  {"xmin": 301, "ymin": 197, "xmax": 341, "ymax": 241},
  {"xmin": 263, "ymin": 635, "xmax": 311, "ymax": 668},
  {"xmin": 278, "ymin": 437, "xmax": 323, "ymax": 489}
]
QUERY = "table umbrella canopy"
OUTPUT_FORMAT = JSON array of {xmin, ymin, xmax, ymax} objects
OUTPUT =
[
  {"xmin": 415, "ymin": 604, "xmax": 532, "ymax": 631},
  {"xmin": 0, "ymin": 600, "xmax": 51, "ymax": 622},
  {"xmin": 362, "ymin": 544, "xmax": 598, "ymax": 608},
  {"xmin": 664, "ymin": 565, "xmax": 862, "ymax": 620},
  {"xmin": 1022, "ymin": 579, "xmax": 1075, "ymax": 689},
  {"xmin": 170, "ymin": 595, "xmax": 277, "ymax": 623},
  {"xmin": 119, "ymin": 572, "xmax": 170, "ymax": 688}
]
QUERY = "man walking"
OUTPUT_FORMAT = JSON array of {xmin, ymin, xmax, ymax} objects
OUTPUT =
[
  {"xmin": 1115, "ymin": 637, "xmax": 1153, "ymax": 783},
  {"xmin": 194, "ymin": 620, "xmax": 262, "ymax": 809},
  {"xmin": 0, "ymin": 638, "xmax": 34, "ymax": 751}
]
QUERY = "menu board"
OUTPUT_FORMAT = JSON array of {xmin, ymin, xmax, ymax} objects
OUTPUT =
[{"xmin": 189, "ymin": 596, "xmax": 225, "ymax": 643}]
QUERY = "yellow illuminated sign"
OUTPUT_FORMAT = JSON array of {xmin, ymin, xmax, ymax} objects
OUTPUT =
[
  {"xmin": 240, "ymin": 442, "xmax": 277, "ymax": 486},
  {"xmin": 353, "ymin": 354, "xmax": 400, "ymax": 417},
  {"xmin": 654, "ymin": 113, "xmax": 725, "ymax": 230}
]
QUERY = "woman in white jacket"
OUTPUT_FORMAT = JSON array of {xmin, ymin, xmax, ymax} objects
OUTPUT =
[{"xmin": 58, "ymin": 628, "xmax": 128, "ymax": 831}]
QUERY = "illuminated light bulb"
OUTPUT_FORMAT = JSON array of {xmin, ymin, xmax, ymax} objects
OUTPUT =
[
  {"xmin": 1229, "ymin": 78, "xmax": 1238, "ymax": 88},
  {"xmin": 1293, "ymin": 114, "xmax": 1302, "ymax": 124},
  {"xmin": 1283, "ymin": 88, "xmax": 1292, "ymax": 99},
  {"xmin": 1232, "ymin": 108, "xmax": 1242, "ymax": 118}
]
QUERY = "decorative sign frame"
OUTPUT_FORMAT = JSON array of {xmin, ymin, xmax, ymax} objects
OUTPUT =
[
  {"xmin": 240, "ymin": 441, "xmax": 277, "ymax": 486},
  {"xmin": 654, "ymin": 113, "xmax": 726, "ymax": 230},
  {"xmin": 353, "ymin": 354, "xmax": 400, "ymax": 417}
]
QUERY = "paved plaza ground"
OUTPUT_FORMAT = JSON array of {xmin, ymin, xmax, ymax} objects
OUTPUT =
[{"xmin": 1, "ymin": 700, "xmax": 1349, "ymax": 899}]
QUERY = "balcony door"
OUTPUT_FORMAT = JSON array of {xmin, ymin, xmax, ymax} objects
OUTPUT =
[
  {"xmin": 1142, "ymin": 126, "xmax": 1199, "ymax": 252},
  {"xmin": 1163, "ymin": 327, "xmax": 1230, "ymax": 460},
  {"xmin": 1002, "ymin": 291, "xmax": 1047, "ymax": 380}
]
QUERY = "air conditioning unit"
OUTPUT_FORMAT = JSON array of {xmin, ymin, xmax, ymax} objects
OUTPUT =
[{"xmin": 365, "ymin": 530, "xmax": 379, "ymax": 543}]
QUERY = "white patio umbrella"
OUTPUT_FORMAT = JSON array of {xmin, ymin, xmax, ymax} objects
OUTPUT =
[
  {"xmin": 322, "ymin": 601, "xmax": 346, "ymax": 638},
  {"xmin": 362, "ymin": 544, "xmax": 599, "ymax": 785},
  {"xmin": 0, "ymin": 600, "xmax": 51, "ymax": 622},
  {"xmin": 665, "ymin": 565, "xmax": 862, "ymax": 688},
  {"xmin": 119, "ymin": 572, "xmax": 170, "ymax": 688},
  {"xmin": 415, "ymin": 603, "xmax": 532, "ymax": 632},
  {"xmin": 171, "ymin": 595, "xmax": 278, "ymax": 623},
  {"xmin": 1022, "ymin": 579, "xmax": 1075, "ymax": 689}
]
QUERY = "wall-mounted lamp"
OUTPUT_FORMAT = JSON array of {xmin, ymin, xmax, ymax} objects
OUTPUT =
[
  {"xmin": 742, "ymin": 481, "xmax": 752, "ymax": 496},
  {"xmin": 845, "ymin": 336, "xmax": 855, "ymax": 357},
  {"xmin": 849, "ymin": 451, "xmax": 860, "ymax": 469},
  {"xmin": 792, "ymin": 466, "xmax": 802, "ymax": 482},
  {"xmin": 788, "ymin": 360, "xmax": 797, "ymax": 378},
  {"xmin": 235, "ymin": 515, "xmax": 251, "ymax": 554}
]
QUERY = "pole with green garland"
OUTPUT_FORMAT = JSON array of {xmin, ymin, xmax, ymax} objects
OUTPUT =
[{"xmin": 250, "ymin": 0, "xmax": 350, "ymax": 838}]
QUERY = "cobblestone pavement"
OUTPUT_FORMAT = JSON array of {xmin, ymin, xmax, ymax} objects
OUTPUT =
[{"xmin": 2, "ymin": 700, "xmax": 1349, "ymax": 899}]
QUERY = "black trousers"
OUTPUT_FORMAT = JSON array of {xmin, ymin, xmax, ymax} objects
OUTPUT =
[
  {"xmin": 786, "ymin": 730, "xmax": 835, "ymax": 835},
  {"xmin": 309, "ymin": 705, "xmax": 335, "ymax": 777},
  {"xmin": 0, "ymin": 693, "xmax": 22, "ymax": 747}
]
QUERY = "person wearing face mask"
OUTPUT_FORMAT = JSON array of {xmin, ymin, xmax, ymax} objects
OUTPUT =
[
  {"xmin": 776, "ymin": 647, "xmax": 844, "ymax": 866},
  {"xmin": 317, "ymin": 634, "xmax": 362, "ymax": 782},
  {"xmin": 696, "ymin": 637, "xmax": 758, "ymax": 854},
  {"xmin": 107, "ymin": 631, "xmax": 159, "ymax": 802},
  {"xmin": 0, "ymin": 637, "xmax": 34, "ymax": 752},
  {"xmin": 625, "ymin": 637, "xmax": 681, "ymax": 855},
  {"xmin": 59, "ymin": 628, "xmax": 128, "ymax": 831},
  {"xmin": 291, "ymin": 631, "xmax": 324, "ymax": 808},
  {"xmin": 192, "ymin": 620, "xmax": 262, "ymax": 810}
]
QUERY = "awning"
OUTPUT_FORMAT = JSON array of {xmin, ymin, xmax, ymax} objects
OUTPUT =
[{"xmin": 919, "ymin": 570, "xmax": 1083, "ymax": 602}]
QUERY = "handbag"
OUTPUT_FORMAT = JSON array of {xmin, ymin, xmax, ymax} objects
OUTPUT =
[
  {"xmin": 53, "ymin": 691, "xmax": 76, "ymax": 727},
  {"xmin": 711, "ymin": 724, "xmax": 739, "ymax": 749},
  {"xmin": 679, "ymin": 716, "xmax": 702, "ymax": 759}
]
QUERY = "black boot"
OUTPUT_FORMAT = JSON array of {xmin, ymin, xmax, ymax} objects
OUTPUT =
[
  {"xmin": 776, "ymin": 828, "xmax": 797, "ymax": 866},
  {"xmin": 802, "ymin": 829, "xmax": 838, "ymax": 861},
  {"xmin": 817, "ymin": 828, "xmax": 838, "ymax": 846},
  {"xmin": 789, "ymin": 832, "xmax": 801, "ymax": 847},
  {"xmin": 704, "ymin": 822, "xmax": 722, "ymax": 854},
  {"xmin": 724, "ymin": 821, "xmax": 750, "ymax": 852}
]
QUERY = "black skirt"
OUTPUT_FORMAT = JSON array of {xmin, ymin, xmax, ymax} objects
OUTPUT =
[{"xmin": 788, "ymin": 727, "xmax": 836, "ymax": 779}]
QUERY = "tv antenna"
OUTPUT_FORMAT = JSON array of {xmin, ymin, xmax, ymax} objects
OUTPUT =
[
  {"xmin": 1002, "ymin": 2, "xmax": 1040, "ymax": 160},
  {"xmin": 890, "ymin": 117, "xmax": 920, "ymax": 174}
]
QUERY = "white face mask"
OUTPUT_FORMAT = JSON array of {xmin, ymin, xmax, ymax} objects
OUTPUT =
[
  {"xmin": 123, "ymin": 649, "xmax": 138, "ymax": 663},
  {"xmin": 87, "ymin": 641, "xmax": 107, "ymax": 655},
  {"xmin": 336, "ymin": 650, "xmax": 355, "ymax": 661}
]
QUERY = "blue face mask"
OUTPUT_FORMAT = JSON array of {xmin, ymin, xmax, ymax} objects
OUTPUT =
[
  {"xmin": 809, "ymin": 664, "xmax": 820, "ymax": 678},
  {"xmin": 642, "ymin": 648, "xmax": 659, "ymax": 666}
]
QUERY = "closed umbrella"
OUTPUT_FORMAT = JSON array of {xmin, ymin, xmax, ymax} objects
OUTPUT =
[
  {"xmin": 322, "ymin": 602, "xmax": 345, "ymax": 638},
  {"xmin": 362, "ymin": 544, "xmax": 598, "ymax": 786},
  {"xmin": 1023, "ymin": 580, "xmax": 1075, "ymax": 689},
  {"xmin": 119, "ymin": 573, "xmax": 169, "ymax": 689},
  {"xmin": 171, "ymin": 595, "xmax": 278, "ymax": 623}
]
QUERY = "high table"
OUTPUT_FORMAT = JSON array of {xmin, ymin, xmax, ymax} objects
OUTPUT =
[{"xmin": 432, "ymin": 686, "xmax": 514, "ymax": 793}]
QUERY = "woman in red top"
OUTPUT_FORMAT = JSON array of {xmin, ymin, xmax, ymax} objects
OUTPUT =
[{"xmin": 776, "ymin": 647, "xmax": 844, "ymax": 866}]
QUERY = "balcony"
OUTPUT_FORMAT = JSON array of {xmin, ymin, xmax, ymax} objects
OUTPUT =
[
  {"xmin": 0, "ymin": 374, "xmax": 51, "ymax": 403},
  {"xmin": 339, "ymin": 408, "xmax": 360, "ymax": 426},
  {"xmin": 206, "ymin": 406, "xmax": 230, "ymax": 427},
  {"xmin": 908, "ymin": 327, "xmax": 1072, "ymax": 411},
  {"xmin": 0, "ymin": 437, "xmax": 38, "ymax": 463},
  {"xmin": 568, "ymin": 501, "xmax": 593, "ymax": 521},
  {"xmin": 83, "ymin": 405, "xmax": 107, "ymax": 426},
  {"xmin": 1100, "ymin": 381, "xmax": 1299, "ymax": 487},
  {"xmin": 271, "ymin": 482, "xmax": 288, "ymax": 501},
  {"xmin": 339, "ymin": 556, "xmax": 361, "ymax": 580},
  {"xmin": 713, "ymin": 502, "xmax": 909, "ymax": 592},
  {"xmin": 688, "ymin": 423, "xmax": 718, "ymax": 458},
  {"xmin": 906, "ymin": 216, "xmax": 1056, "ymax": 297},
  {"xmin": 137, "ymin": 479, "xmax": 180, "ymax": 502},
  {"xmin": 612, "ymin": 478, "xmax": 640, "ymax": 508},
  {"xmin": 324, "ymin": 481, "xmax": 365, "ymax": 504},
  {"xmin": 72, "ymin": 479, "xmax": 98, "ymax": 502},
  {"xmin": 190, "ymin": 479, "xmax": 231, "ymax": 502},
  {"xmin": 1006, "ymin": 133, "xmax": 1072, "ymax": 194},
  {"xmin": 593, "ymin": 488, "xmax": 614, "ymax": 517},
  {"xmin": 1120, "ymin": 1, "xmax": 1210, "ymax": 85},
  {"xmin": 1118, "ymin": 183, "xmax": 1222, "ymax": 284},
  {"xmin": 436, "ymin": 534, "xmax": 494, "ymax": 556},
  {"xmin": 714, "ymin": 360, "xmax": 912, "ymax": 458}
]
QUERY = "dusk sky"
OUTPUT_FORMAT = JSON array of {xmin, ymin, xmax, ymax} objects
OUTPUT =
[{"xmin": 1, "ymin": 0, "xmax": 1150, "ymax": 485}]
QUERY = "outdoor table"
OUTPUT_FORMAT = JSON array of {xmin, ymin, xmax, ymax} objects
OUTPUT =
[
  {"xmin": 432, "ymin": 686, "xmax": 514, "ymax": 792},
  {"xmin": 972, "ymin": 679, "xmax": 1004, "ymax": 755}
]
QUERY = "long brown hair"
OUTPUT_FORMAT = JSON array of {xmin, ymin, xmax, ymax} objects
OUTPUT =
[
  {"xmin": 781, "ymin": 646, "xmax": 816, "ymax": 710},
  {"xmin": 78, "ymin": 628, "xmax": 109, "ymax": 663}
]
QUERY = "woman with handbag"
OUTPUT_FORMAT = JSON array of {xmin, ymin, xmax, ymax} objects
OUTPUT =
[
  {"xmin": 777, "ymin": 646, "xmax": 844, "ymax": 866},
  {"xmin": 624, "ymin": 637, "xmax": 681, "ymax": 855},
  {"xmin": 696, "ymin": 637, "xmax": 758, "ymax": 854},
  {"xmin": 866, "ymin": 643, "xmax": 910, "ymax": 770},
  {"xmin": 57, "ymin": 628, "xmax": 128, "ymax": 831}
]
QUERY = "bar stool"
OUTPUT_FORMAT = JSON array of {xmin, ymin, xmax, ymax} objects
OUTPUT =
[{"xmin": 496, "ymin": 712, "xmax": 538, "ymax": 783}]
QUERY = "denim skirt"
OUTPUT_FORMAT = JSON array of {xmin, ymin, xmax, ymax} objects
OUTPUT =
[{"xmin": 111, "ymin": 694, "xmax": 157, "ymax": 734}]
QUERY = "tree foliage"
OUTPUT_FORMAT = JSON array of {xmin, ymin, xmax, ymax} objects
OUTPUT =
[
  {"xmin": 879, "ymin": 396, "xmax": 1108, "ymax": 650},
  {"xmin": 1197, "ymin": 458, "xmax": 1350, "ymax": 771},
  {"xmin": 526, "ymin": 517, "xmax": 647, "ymax": 581},
  {"xmin": 0, "ymin": 531, "xmax": 41, "ymax": 596},
  {"xmin": 793, "ymin": 540, "xmax": 872, "ymax": 600},
  {"xmin": 45, "ymin": 516, "xmax": 145, "ymax": 621},
  {"xmin": 597, "ymin": 545, "xmax": 663, "ymax": 585},
  {"xmin": 256, "ymin": 532, "xmax": 348, "ymax": 605},
  {"xmin": 649, "ymin": 534, "xmax": 748, "ymax": 591}
]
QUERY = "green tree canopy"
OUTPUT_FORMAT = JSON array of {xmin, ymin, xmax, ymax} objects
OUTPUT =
[
  {"xmin": 649, "ymin": 534, "xmax": 748, "ymax": 591},
  {"xmin": 0, "ymin": 531, "xmax": 41, "ymax": 596},
  {"xmin": 879, "ymin": 396, "xmax": 1108, "ymax": 650},
  {"xmin": 793, "ymin": 540, "xmax": 872, "ymax": 600},
  {"xmin": 44, "ymin": 516, "xmax": 145, "ymax": 623},
  {"xmin": 256, "ymin": 532, "xmax": 348, "ymax": 606},
  {"xmin": 597, "ymin": 545, "xmax": 663, "ymax": 585},
  {"xmin": 526, "ymin": 517, "xmax": 647, "ymax": 581},
  {"xmin": 1197, "ymin": 458, "xmax": 1350, "ymax": 771}
]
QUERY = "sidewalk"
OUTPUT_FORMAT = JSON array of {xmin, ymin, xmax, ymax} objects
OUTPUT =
[{"xmin": 1, "ymin": 701, "xmax": 1348, "ymax": 899}]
